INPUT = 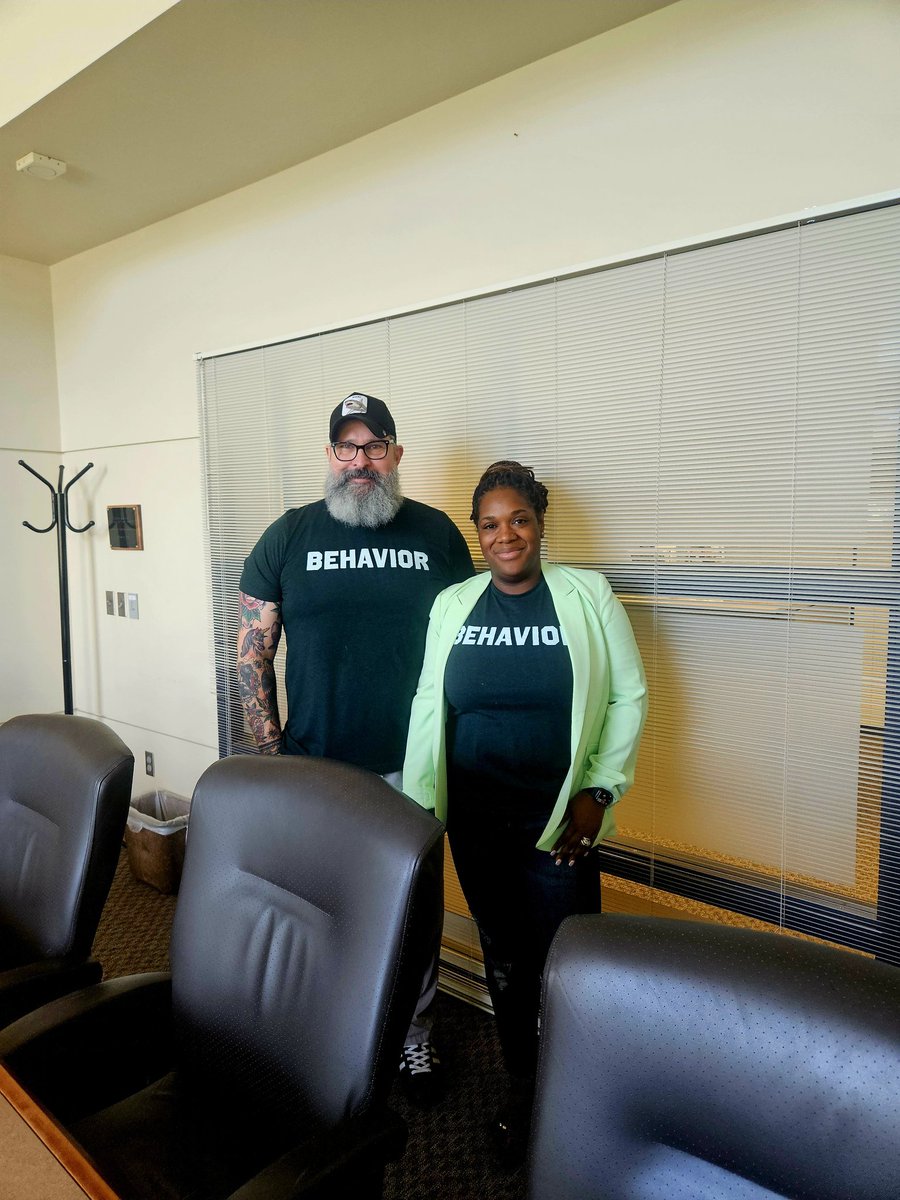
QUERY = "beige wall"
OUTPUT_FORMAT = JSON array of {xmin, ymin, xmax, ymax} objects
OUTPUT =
[
  {"xmin": 0, "ymin": 255, "xmax": 62, "ymax": 719},
  {"xmin": 0, "ymin": 255, "xmax": 59, "ymax": 449},
  {"xmin": 34, "ymin": 0, "xmax": 900, "ymax": 797}
]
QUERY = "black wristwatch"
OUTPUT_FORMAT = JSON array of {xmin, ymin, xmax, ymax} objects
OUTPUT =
[{"xmin": 588, "ymin": 787, "xmax": 615, "ymax": 808}]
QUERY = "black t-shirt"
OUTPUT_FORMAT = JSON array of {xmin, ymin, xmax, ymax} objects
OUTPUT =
[
  {"xmin": 444, "ymin": 575, "xmax": 573, "ymax": 817},
  {"xmin": 240, "ymin": 498, "xmax": 474, "ymax": 773}
]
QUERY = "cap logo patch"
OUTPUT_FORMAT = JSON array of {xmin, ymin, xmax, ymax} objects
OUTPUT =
[{"xmin": 342, "ymin": 394, "xmax": 368, "ymax": 416}]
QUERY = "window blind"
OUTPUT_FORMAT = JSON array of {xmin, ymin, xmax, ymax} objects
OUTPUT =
[{"xmin": 200, "ymin": 199, "xmax": 900, "ymax": 962}]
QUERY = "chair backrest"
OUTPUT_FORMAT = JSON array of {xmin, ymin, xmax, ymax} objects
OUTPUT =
[
  {"xmin": 0, "ymin": 714, "xmax": 134, "ymax": 966},
  {"xmin": 529, "ymin": 914, "xmax": 900, "ymax": 1200},
  {"xmin": 169, "ymin": 754, "xmax": 444, "ymax": 1135}
]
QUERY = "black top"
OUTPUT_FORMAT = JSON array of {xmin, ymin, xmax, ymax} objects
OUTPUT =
[
  {"xmin": 240, "ymin": 498, "xmax": 474, "ymax": 773},
  {"xmin": 444, "ymin": 575, "xmax": 574, "ymax": 818}
]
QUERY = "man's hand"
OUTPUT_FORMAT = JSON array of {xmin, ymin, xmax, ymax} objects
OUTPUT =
[
  {"xmin": 551, "ymin": 790, "xmax": 606, "ymax": 866},
  {"xmin": 237, "ymin": 592, "xmax": 284, "ymax": 753}
]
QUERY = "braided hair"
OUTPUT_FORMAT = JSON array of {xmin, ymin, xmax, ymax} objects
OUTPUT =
[{"xmin": 470, "ymin": 460, "xmax": 549, "ymax": 524}]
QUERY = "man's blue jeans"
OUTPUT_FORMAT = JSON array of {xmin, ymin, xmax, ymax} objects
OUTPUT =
[{"xmin": 384, "ymin": 770, "xmax": 439, "ymax": 1047}]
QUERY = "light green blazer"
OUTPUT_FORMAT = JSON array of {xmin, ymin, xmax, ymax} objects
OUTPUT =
[{"xmin": 402, "ymin": 563, "xmax": 648, "ymax": 851}]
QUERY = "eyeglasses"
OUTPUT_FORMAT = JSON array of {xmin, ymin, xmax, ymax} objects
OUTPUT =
[{"xmin": 331, "ymin": 438, "xmax": 394, "ymax": 461}]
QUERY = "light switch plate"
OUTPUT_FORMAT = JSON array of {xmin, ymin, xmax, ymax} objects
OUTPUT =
[
  {"xmin": 105, "ymin": 590, "xmax": 114, "ymax": 615},
  {"xmin": 116, "ymin": 592, "xmax": 126, "ymax": 617},
  {"xmin": 127, "ymin": 592, "xmax": 139, "ymax": 619}
]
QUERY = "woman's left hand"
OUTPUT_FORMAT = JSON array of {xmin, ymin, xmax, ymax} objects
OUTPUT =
[{"xmin": 551, "ymin": 790, "xmax": 605, "ymax": 866}]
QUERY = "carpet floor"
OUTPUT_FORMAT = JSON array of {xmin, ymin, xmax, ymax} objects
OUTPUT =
[{"xmin": 93, "ymin": 849, "xmax": 526, "ymax": 1200}]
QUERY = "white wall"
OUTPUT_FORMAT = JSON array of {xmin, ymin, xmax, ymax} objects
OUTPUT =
[
  {"xmin": 0, "ymin": 254, "xmax": 63, "ymax": 719},
  {"xmin": 45, "ymin": 0, "xmax": 900, "ymax": 797}
]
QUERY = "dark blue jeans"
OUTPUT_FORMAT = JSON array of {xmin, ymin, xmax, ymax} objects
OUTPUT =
[{"xmin": 447, "ymin": 801, "xmax": 601, "ymax": 1081}]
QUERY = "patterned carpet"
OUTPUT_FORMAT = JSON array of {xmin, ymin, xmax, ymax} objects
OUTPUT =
[{"xmin": 93, "ymin": 849, "xmax": 526, "ymax": 1200}]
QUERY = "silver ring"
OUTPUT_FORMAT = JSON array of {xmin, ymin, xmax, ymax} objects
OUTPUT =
[{"xmin": 579, "ymin": 836, "xmax": 592, "ymax": 848}]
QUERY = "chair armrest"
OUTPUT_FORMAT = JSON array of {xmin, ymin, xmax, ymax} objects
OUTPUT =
[
  {"xmin": 0, "ymin": 972, "xmax": 173, "ymax": 1125},
  {"xmin": 227, "ymin": 1106, "xmax": 408, "ymax": 1200},
  {"xmin": 0, "ymin": 957, "xmax": 102, "ymax": 1028}
]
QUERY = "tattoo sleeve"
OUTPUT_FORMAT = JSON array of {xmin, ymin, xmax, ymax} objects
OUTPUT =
[{"xmin": 237, "ymin": 592, "xmax": 284, "ymax": 753}]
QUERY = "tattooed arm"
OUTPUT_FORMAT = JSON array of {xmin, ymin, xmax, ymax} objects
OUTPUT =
[{"xmin": 237, "ymin": 591, "xmax": 284, "ymax": 754}]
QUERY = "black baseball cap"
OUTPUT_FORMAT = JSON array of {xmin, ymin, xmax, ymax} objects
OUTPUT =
[{"xmin": 329, "ymin": 392, "xmax": 397, "ymax": 442}]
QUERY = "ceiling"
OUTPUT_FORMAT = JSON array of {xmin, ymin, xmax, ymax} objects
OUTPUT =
[{"xmin": 0, "ymin": 0, "xmax": 676, "ymax": 265}]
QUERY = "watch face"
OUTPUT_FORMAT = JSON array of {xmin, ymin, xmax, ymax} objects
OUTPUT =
[{"xmin": 592, "ymin": 788, "xmax": 614, "ymax": 807}]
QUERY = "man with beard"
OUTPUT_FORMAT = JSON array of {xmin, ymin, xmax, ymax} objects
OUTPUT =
[{"xmin": 238, "ymin": 391, "xmax": 474, "ymax": 1105}]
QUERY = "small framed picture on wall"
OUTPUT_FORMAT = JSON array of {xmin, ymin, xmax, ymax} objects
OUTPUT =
[{"xmin": 107, "ymin": 504, "xmax": 143, "ymax": 550}]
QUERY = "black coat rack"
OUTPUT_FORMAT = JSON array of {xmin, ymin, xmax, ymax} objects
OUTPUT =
[{"xmin": 19, "ymin": 460, "xmax": 95, "ymax": 715}]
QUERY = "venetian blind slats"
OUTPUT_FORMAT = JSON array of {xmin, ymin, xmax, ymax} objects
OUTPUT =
[{"xmin": 199, "ymin": 200, "xmax": 900, "ymax": 959}]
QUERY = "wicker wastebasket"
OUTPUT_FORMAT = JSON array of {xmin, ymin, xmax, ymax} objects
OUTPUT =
[{"xmin": 124, "ymin": 790, "xmax": 191, "ymax": 894}]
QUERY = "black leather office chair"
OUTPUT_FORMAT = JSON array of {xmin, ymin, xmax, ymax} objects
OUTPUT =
[
  {"xmin": 0, "ymin": 713, "xmax": 134, "ymax": 1028},
  {"xmin": 528, "ymin": 914, "xmax": 900, "ymax": 1200},
  {"xmin": 0, "ymin": 754, "xmax": 444, "ymax": 1200}
]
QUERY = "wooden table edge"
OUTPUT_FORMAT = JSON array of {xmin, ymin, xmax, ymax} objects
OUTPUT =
[{"xmin": 0, "ymin": 1063, "xmax": 120, "ymax": 1200}]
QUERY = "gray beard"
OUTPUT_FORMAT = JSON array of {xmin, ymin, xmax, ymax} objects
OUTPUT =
[{"xmin": 323, "ymin": 466, "xmax": 404, "ymax": 528}]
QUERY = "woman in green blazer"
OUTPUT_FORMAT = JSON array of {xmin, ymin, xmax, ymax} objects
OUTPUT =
[{"xmin": 402, "ymin": 461, "xmax": 647, "ymax": 1163}]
